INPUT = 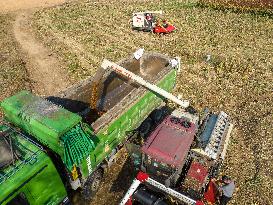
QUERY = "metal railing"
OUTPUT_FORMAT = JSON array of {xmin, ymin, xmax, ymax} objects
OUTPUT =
[{"xmin": 0, "ymin": 123, "xmax": 43, "ymax": 185}]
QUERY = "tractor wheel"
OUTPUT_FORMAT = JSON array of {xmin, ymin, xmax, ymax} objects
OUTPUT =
[
  {"xmin": 186, "ymin": 106, "xmax": 197, "ymax": 114},
  {"xmin": 82, "ymin": 168, "xmax": 103, "ymax": 201}
]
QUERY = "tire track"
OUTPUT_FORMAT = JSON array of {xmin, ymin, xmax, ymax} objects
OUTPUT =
[{"xmin": 13, "ymin": 11, "xmax": 71, "ymax": 95}]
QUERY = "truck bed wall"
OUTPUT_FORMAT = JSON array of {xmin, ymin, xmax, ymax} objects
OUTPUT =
[{"xmin": 47, "ymin": 53, "xmax": 171, "ymax": 130}]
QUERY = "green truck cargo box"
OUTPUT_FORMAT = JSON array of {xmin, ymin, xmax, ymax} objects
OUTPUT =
[{"xmin": 1, "ymin": 91, "xmax": 82, "ymax": 155}]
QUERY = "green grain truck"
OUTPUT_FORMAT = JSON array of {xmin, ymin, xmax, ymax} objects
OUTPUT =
[{"xmin": 0, "ymin": 52, "xmax": 179, "ymax": 204}]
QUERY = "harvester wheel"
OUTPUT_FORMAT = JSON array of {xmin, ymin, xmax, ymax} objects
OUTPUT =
[
  {"xmin": 139, "ymin": 117, "xmax": 153, "ymax": 137},
  {"xmin": 151, "ymin": 109, "xmax": 163, "ymax": 123},
  {"xmin": 82, "ymin": 168, "xmax": 103, "ymax": 200}
]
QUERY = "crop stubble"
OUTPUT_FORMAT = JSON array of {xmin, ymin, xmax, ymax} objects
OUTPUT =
[
  {"xmin": 0, "ymin": 15, "xmax": 29, "ymax": 108},
  {"xmin": 14, "ymin": 0, "xmax": 273, "ymax": 204}
]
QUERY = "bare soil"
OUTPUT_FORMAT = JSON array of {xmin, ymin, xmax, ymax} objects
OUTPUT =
[
  {"xmin": 0, "ymin": 0, "xmax": 70, "ymax": 97},
  {"xmin": 0, "ymin": 0, "xmax": 66, "ymax": 14},
  {"xmin": 13, "ymin": 11, "xmax": 70, "ymax": 95}
]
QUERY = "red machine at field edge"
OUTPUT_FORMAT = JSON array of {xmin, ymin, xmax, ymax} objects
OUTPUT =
[{"xmin": 132, "ymin": 11, "xmax": 176, "ymax": 34}]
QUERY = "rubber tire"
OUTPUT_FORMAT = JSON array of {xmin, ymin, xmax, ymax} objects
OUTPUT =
[
  {"xmin": 139, "ymin": 118, "xmax": 153, "ymax": 137},
  {"xmin": 186, "ymin": 106, "xmax": 197, "ymax": 114},
  {"xmin": 150, "ymin": 109, "xmax": 163, "ymax": 123},
  {"xmin": 82, "ymin": 168, "xmax": 103, "ymax": 201}
]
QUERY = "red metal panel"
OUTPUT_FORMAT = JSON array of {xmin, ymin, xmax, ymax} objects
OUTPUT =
[
  {"xmin": 183, "ymin": 161, "xmax": 209, "ymax": 192},
  {"xmin": 187, "ymin": 161, "xmax": 208, "ymax": 184},
  {"xmin": 141, "ymin": 116, "xmax": 196, "ymax": 167},
  {"xmin": 204, "ymin": 180, "xmax": 218, "ymax": 203}
]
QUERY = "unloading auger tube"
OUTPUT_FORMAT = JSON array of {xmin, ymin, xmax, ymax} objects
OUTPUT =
[
  {"xmin": 119, "ymin": 172, "xmax": 197, "ymax": 205},
  {"xmin": 101, "ymin": 59, "xmax": 189, "ymax": 108}
]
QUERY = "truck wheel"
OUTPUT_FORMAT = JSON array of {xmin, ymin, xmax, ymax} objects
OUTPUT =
[{"xmin": 82, "ymin": 168, "xmax": 103, "ymax": 200}]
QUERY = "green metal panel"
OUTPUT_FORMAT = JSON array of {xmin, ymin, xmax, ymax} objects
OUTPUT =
[
  {"xmin": 23, "ymin": 157, "xmax": 67, "ymax": 205},
  {"xmin": 1, "ymin": 91, "xmax": 82, "ymax": 156},
  {"xmin": 80, "ymin": 69, "xmax": 177, "ymax": 178},
  {"xmin": 0, "ymin": 125, "xmax": 67, "ymax": 205}
]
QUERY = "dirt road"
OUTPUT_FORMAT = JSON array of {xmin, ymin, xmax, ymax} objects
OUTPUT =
[
  {"xmin": 0, "ymin": 0, "xmax": 70, "ymax": 96},
  {"xmin": 0, "ymin": 0, "xmax": 66, "ymax": 14},
  {"xmin": 13, "ymin": 11, "xmax": 70, "ymax": 95}
]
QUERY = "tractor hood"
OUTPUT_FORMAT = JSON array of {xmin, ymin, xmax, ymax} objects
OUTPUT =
[
  {"xmin": 141, "ymin": 115, "xmax": 196, "ymax": 168},
  {"xmin": 0, "ymin": 91, "xmax": 82, "ymax": 156}
]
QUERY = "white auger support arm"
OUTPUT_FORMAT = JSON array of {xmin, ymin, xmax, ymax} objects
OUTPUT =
[
  {"xmin": 169, "ymin": 57, "xmax": 181, "ymax": 72},
  {"xmin": 119, "ymin": 172, "xmax": 147, "ymax": 205},
  {"xmin": 101, "ymin": 59, "xmax": 189, "ymax": 108}
]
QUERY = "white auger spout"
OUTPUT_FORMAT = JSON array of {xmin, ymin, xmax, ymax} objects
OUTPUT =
[{"xmin": 101, "ymin": 59, "xmax": 189, "ymax": 108}]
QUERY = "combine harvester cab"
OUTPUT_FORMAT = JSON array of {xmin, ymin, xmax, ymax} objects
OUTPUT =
[
  {"xmin": 0, "ymin": 51, "xmax": 181, "ymax": 203},
  {"xmin": 121, "ymin": 107, "xmax": 233, "ymax": 205}
]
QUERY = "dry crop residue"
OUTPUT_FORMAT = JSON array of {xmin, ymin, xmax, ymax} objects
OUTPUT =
[
  {"xmin": 0, "ymin": 14, "xmax": 28, "ymax": 103},
  {"xmin": 199, "ymin": 0, "xmax": 273, "ymax": 12},
  {"xmin": 0, "ymin": 0, "xmax": 66, "ymax": 14}
]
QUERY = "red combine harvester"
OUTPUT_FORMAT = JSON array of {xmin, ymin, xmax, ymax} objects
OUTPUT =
[
  {"xmin": 121, "ymin": 107, "xmax": 233, "ymax": 205},
  {"xmin": 153, "ymin": 21, "xmax": 176, "ymax": 34},
  {"xmin": 132, "ymin": 11, "xmax": 176, "ymax": 34},
  {"xmin": 104, "ymin": 59, "xmax": 234, "ymax": 205}
]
